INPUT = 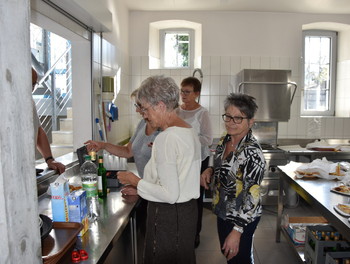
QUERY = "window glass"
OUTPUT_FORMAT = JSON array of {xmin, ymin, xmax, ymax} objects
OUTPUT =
[
  {"xmin": 301, "ymin": 30, "xmax": 337, "ymax": 116},
  {"xmin": 161, "ymin": 29, "xmax": 193, "ymax": 68},
  {"xmin": 31, "ymin": 23, "xmax": 73, "ymax": 161}
]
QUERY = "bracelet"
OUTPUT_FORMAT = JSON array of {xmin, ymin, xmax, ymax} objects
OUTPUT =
[
  {"xmin": 233, "ymin": 225, "xmax": 244, "ymax": 234},
  {"xmin": 45, "ymin": 156, "xmax": 54, "ymax": 163}
]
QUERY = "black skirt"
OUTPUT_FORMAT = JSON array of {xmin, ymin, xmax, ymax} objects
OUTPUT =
[{"xmin": 143, "ymin": 199, "xmax": 197, "ymax": 264}]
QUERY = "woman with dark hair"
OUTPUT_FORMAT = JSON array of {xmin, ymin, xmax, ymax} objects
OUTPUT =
[
  {"xmin": 118, "ymin": 75, "xmax": 201, "ymax": 264},
  {"xmin": 201, "ymin": 93, "xmax": 265, "ymax": 264},
  {"xmin": 177, "ymin": 76, "xmax": 213, "ymax": 247}
]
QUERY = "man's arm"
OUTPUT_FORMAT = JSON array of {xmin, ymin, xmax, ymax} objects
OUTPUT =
[{"xmin": 36, "ymin": 126, "xmax": 65, "ymax": 174}]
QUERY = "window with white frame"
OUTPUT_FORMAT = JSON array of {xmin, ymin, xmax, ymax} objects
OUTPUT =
[
  {"xmin": 160, "ymin": 29, "xmax": 194, "ymax": 68},
  {"xmin": 301, "ymin": 30, "xmax": 337, "ymax": 116}
]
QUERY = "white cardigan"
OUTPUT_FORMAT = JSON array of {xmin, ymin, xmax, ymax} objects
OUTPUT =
[{"xmin": 137, "ymin": 126, "xmax": 201, "ymax": 204}]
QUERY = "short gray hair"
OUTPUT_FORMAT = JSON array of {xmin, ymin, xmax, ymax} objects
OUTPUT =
[
  {"xmin": 224, "ymin": 93, "xmax": 258, "ymax": 119},
  {"xmin": 136, "ymin": 75, "xmax": 179, "ymax": 110}
]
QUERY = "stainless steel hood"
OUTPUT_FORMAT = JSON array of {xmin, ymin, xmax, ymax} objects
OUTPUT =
[{"xmin": 234, "ymin": 69, "xmax": 297, "ymax": 122}]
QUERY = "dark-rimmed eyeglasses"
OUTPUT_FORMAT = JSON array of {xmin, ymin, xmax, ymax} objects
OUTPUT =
[
  {"xmin": 222, "ymin": 114, "xmax": 249, "ymax": 124},
  {"xmin": 180, "ymin": 90, "xmax": 193, "ymax": 95}
]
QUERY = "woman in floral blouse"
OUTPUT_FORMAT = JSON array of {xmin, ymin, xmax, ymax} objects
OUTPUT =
[{"xmin": 201, "ymin": 93, "xmax": 265, "ymax": 264}]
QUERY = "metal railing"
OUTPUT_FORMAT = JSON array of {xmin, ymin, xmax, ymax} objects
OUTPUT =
[{"xmin": 32, "ymin": 46, "xmax": 72, "ymax": 135}]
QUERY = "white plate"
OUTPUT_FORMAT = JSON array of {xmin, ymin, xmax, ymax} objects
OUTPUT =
[
  {"xmin": 331, "ymin": 187, "xmax": 350, "ymax": 196},
  {"xmin": 334, "ymin": 204, "xmax": 350, "ymax": 217}
]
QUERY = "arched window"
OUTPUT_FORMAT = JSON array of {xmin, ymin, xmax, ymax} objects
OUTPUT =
[{"xmin": 149, "ymin": 20, "xmax": 202, "ymax": 69}]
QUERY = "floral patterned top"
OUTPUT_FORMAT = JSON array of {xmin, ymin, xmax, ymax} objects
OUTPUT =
[{"xmin": 212, "ymin": 130, "xmax": 265, "ymax": 230}]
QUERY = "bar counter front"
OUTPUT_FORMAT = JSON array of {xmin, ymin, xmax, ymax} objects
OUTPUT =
[
  {"xmin": 38, "ymin": 163, "xmax": 140, "ymax": 264},
  {"xmin": 276, "ymin": 162, "xmax": 350, "ymax": 261}
]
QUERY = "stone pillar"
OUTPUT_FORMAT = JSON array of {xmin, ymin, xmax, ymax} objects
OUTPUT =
[{"xmin": 0, "ymin": 0, "xmax": 41, "ymax": 263}]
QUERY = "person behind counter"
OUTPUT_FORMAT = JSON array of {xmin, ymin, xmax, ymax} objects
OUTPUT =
[
  {"xmin": 32, "ymin": 68, "xmax": 65, "ymax": 174},
  {"xmin": 201, "ymin": 93, "xmax": 265, "ymax": 264},
  {"xmin": 85, "ymin": 89, "xmax": 160, "ymax": 264},
  {"xmin": 177, "ymin": 76, "xmax": 213, "ymax": 248},
  {"xmin": 84, "ymin": 89, "xmax": 160, "ymax": 185},
  {"xmin": 117, "ymin": 75, "xmax": 201, "ymax": 264}
]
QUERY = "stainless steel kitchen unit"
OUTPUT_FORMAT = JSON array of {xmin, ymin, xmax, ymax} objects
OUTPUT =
[
  {"xmin": 252, "ymin": 122, "xmax": 289, "ymax": 205},
  {"xmin": 276, "ymin": 162, "xmax": 350, "ymax": 262},
  {"xmin": 260, "ymin": 149, "xmax": 288, "ymax": 205},
  {"xmin": 234, "ymin": 69, "xmax": 297, "ymax": 121}
]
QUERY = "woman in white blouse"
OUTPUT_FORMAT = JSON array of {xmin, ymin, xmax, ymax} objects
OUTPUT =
[
  {"xmin": 177, "ymin": 76, "xmax": 213, "ymax": 248},
  {"xmin": 118, "ymin": 75, "xmax": 201, "ymax": 264}
]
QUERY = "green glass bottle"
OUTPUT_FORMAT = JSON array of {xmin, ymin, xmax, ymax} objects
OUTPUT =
[{"xmin": 97, "ymin": 156, "xmax": 107, "ymax": 198}]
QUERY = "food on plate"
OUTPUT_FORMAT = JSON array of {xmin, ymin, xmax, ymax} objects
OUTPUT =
[
  {"xmin": 295, "ymin": 170, "xmax": 320, "ymax": 178},
  {"xmin": 336, "ymin": 204, "xmax": 350, "ymax": 214},
  {"xmin": 332, "ymin": 185, "xmax": 350, "ymax": 194},
  {"xmin": 329, "ymin": 163, "xmax": 345, "ymax": 176},
  {"xmin": 329, "ymin": 172, "xmax": 345, "ymax": 176}
]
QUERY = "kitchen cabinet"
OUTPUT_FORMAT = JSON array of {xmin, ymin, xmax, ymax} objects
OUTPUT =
[{"xmin": 276, "ymin": 162, "xmax": 350, "ymax": 262}]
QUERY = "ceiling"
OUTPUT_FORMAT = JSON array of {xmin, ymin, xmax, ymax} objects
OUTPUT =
[{"xmin": 121, "ymin": 0, "xmax": 350, "ymax": 15}]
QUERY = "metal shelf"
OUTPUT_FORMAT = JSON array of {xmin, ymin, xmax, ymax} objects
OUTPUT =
[
  {"xmin": 281, "ymin": 227, "xmax": 305, "ymax": 264},
  {"xmin": 276, "ymin": 162, "xmax": 350, "ymax": 264}
]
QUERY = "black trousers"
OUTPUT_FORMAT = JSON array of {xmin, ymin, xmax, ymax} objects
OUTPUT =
[
  {"xmin": 217, "ymin": 216, "xmax": 260, "ymax": 264},
  {"xmin": 143, "ymin": 199, "xmax": 197, "ymax": 264}
]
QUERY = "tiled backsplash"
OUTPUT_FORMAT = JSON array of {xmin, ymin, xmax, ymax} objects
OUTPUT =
[{"xmin": 110, "ymin": 55, "xmax": 350, "ymax": 143}]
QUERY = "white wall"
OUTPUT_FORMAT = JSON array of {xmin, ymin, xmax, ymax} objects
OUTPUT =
[
  {"xmin": 92, "ymin": 0, "xmax": 132, "ymax": 145},
  {"xmin": 128, "ymin": 11, "xmax": 350, "ymax": 140}
]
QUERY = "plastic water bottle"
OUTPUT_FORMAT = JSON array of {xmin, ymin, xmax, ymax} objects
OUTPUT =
[{"xmin": 80, "ymin": 155, "xmax": 99, "ymax": 220}]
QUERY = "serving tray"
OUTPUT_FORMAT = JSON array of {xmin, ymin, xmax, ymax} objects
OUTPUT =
[{"xmin": 42, "ymin": 222, "xmax": 83, "ymax": 264}]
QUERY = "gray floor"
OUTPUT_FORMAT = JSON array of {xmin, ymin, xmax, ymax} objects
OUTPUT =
[{"xmin": 195, "ymin": 203, "xmax": 310, "ymax": 264}]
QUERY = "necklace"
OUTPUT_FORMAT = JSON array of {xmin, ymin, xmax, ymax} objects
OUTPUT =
[
  {"xmin": 228, "ymin": 141, "xmax": 237, "ymax": 150},
  {"xmin": 227, "ymin": 135, "xmax": 237, "ymax": 151}
]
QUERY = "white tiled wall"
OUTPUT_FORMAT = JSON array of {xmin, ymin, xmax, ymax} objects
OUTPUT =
[{"xmin": 127, "ymin": 55, "xmax": 350, "ymax": 141}]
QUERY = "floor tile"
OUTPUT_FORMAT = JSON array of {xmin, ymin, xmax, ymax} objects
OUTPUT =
[{"xmin": 196, "ymin": 203, "xmax": 308, "ymax": 264}]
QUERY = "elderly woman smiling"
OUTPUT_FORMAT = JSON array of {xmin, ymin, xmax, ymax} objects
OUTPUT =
[
  {"xmin": 201, "ymin": 93, "xmax": 265, "ymax": 264},
  {"xmin": 118, "ymin": 75, "xmax": 201, "ymax": 264}
]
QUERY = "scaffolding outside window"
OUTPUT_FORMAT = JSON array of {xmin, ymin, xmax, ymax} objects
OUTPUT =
[{"xmin": 301, "ymin": 30, "xmax": 337, "ymax": 116}]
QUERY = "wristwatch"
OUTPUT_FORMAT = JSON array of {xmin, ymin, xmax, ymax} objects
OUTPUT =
[
  {"xmin": 45, "ymin": 156, "xmax": 54, "ymax": 163},
  {"xmin": 233, "ymin": 225, "xmax": 244, "ymax": 234}
]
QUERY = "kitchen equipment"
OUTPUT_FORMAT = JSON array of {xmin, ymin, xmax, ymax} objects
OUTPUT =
[
  {"xmin": 234, "ymin": 69, "xmax": 297, "ymax": 121},
  {"xmin": 252, "ymin": 122, "xmax": 293, "ymax": 206}
]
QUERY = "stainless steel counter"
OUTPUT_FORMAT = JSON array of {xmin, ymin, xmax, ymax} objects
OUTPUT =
[
  {"xmin": 276, "ymin": 162, "xmax": 350, "ymax": 242},
  {"xmin": 278, "ymin": 146, "xmax": 350, "ymax": 163},
  {"xmin": 36, "ymin": 152, "xmax": 80, "ymax": 196},
  {"xmin": 38, "ymin": 163, "xmax": 140, "ymax": 264}
]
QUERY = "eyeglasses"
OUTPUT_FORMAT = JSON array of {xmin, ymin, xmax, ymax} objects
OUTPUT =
[
  {"xmin": 222, "ymin": 114, "xmax": 249, "ymax": 124},
  {"xmin": 134, "ymin": 103, "xmax": 141, "ymax": 110},
  {"xmin": 134, "ymin": 103, "xmax": 151, "ymax": 113},
  {"xmin": 180, "ymin": 90, "xmax": 193, "ymax": 95}
]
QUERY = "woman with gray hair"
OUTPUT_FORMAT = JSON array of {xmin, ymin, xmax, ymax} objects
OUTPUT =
[
  {"xmin": 201, "ymin": 93, "xmax": 265, "ymax": 264},
  {"xmin": 118, "ymin": 75, "xmax": 202, "ymax": 264}
]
